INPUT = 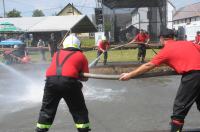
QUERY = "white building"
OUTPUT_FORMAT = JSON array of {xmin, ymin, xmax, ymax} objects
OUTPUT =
[{"xmin": 173, "ymin": 2, "xmax": 200, "ymax": 41}]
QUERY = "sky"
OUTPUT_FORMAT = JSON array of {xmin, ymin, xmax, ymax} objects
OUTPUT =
[{"xmin": 0, "ymin": 0, "xmax": 200, "ymax": 17}]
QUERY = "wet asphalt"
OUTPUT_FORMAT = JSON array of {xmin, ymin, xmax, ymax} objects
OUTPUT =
[{"xmin": 0, "ymin": 63, "xmax": 200, "ymax": 132}]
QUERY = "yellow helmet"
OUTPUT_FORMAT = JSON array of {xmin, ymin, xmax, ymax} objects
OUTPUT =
[{"xmin": 63, "ymin": 34, "xmax": 81, "ymax": 49}]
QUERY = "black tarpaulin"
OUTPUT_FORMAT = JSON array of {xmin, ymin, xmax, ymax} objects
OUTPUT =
[
  {"xmin": 102, "ymin": 0, "xmax": 164, "ymax": 8},
  {"xmin": 71, "ymin": 16, "xmax": 97, "ymax": 33}
]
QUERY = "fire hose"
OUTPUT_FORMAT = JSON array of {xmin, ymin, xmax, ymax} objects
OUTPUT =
[{"xmin": 82, "ymin": 70, "xmax": 178, "ymax": 80}]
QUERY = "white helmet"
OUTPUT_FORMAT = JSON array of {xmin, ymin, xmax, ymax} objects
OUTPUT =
[
  {"xmin": 101, "ymin": 35, "xmax": 107, "ymax": 41},
  {"xmin": 63, "ymin": 34, "xmax": 81, "ymax": 49},
  {"xmin": 14, "ymin": 45, "xmax": 18, "ymax": 48}
]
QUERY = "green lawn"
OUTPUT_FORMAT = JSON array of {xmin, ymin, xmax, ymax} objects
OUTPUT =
[
  {"xmin": 79, "ymin": 38, "xmax": 160, "ymax": 62},
  {"xmin": 0, "ymin": 36, "xmax": 160, "ymax": 63},
  {"xmin": 1, "ymin": 48, "xmax": 160, "ymax": 63},
  {"xmin": 80, "ymin": 38, "xmax": 95, "ymax": 48},
  {"xmin": 84, "ymin": 49, "xmax": 160, "ymax": 63}
]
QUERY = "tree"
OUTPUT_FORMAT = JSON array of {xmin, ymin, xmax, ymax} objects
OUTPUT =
[
  {"xmin": 32, "ymin": 9, "xmax": 45, "ymax": 17},
  {"xmin": 7, "ymin": 9, "xmax": 21, "ymax": 17},
  {"xmin": 104, "ymin": 21, "xmax": 112, "ymax": 32}
]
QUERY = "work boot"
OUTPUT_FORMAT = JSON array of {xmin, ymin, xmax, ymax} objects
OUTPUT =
[
  {"xmin": 137, "ymin": 57, "xmax": 140, "ymax": 62},
  {"xmin": 141, "ymin": 60, "xmax": 146, "ymax": 64},
  {"xmin": 78, "ymin": 128, "xmax": 91, "ymax": 132},
  {"xmin": 35, "ymin": 128, "xmax": 48, "ymax": 132},
  {"xmin": 170, "ymin": 119, "xmax": 184, "ymax": 132},
  {"xmin": 141, "ymin": 58, "xmax": 145, "ymax": 63},
  {"xmin": 103, "ymin": 60, "xmax": 107, "ymax": 65}
]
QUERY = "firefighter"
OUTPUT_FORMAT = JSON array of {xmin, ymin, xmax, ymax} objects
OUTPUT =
[
  {"xmin": 119, "ymin": 28, "xmax": 200, "ymax": 132},
  {"xmin": 95, "ymin": 35, "xmax": 110, "ymax": 66},
  {"xmin": 128, "ymin": 29, "xmax": 150, "ymax": 63},
  {"xmin": 35, "ymin": 34, "xmax": 91, "ymax": 132}
]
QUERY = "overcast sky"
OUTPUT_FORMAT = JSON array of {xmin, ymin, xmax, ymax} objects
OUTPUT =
[{"xmin": 0, "ymin": 0, "xmax": 200, "ymax": 17}]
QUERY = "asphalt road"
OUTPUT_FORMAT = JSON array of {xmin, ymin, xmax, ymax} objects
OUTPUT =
[{"xmin": 0, "ymin": 63, "xmax": 200, "ymax": 132}]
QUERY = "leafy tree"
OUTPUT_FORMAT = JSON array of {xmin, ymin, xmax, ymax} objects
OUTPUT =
[
  {"xmin": 32, "ymin": 9, "xmax": 45, "ymax": 17},
  {"xmin": 104, "ymin": 21, "xmax": 112, "ymax": 32},
  {"xmin": 7, "ymin": 9, "xmax": 21, "ymax": 17}
]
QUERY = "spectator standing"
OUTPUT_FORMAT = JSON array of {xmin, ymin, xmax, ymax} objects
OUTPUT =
[
  {"xmin": 37, "ymin": 39, "xmax": 46, "ymax": 61},
  {"xmin": 128, "ymin": 29, "xmax": 150, "ymax": 63},
  {"xmin": 48, "ymin": 33, "xmax": 57, "ymax": 58},
  {"xmin": 120, "ymin": 28, "xmax": 200, "ymax": 132},
  {"xmin": 28, "ymin": 34, "xmax": 33, "ymax": 47}
]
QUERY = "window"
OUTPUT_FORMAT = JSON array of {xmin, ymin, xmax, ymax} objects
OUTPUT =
[
  {"xmin": 186, "ymin": 18, "xmax": 191, "ymax": 24},
  {"xmin": 191, "ymin": 17, "xmax": 196, "ymax": 22},
  {"xmin": 196, "ymin": 16, "xmax": 200, "ymax": 21}
]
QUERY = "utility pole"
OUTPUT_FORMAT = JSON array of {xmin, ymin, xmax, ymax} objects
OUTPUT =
[{"xmin": 3, "ymin": 0, "xmax": 6, "ymax": 17}]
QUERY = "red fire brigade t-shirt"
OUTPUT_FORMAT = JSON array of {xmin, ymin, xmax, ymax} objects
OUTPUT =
[
  {"xmin": 46, "ymin": 50, "xmax": 89, "ymax": 78},
  {"xmin": 134, "ymin": 33, "xmax": 149, "ymax": 43},
  {"xmin": 97, "ymin": 40, "xmax": 110, "ymax": 51},
  {"xmin": 150, "ymin": 40, "xmax": 200, "ymax": 74}
]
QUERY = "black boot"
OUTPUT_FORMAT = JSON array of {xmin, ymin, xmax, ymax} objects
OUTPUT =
[
  {"xmin": 35, "ymin": 128, "xmax": 48, "ymax": 132},
  {"xmin": 103, "ymin": 60, "xmax": 107, "ymax": 65},
  {"xmin": 171, "ymin": 119, "xmax": 184, "ymax": 132},
  {"xmin": 78, "ymin": 128, "xmax": 91, "ymax": 132}
]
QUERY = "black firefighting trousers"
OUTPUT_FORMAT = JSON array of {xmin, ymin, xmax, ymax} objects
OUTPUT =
[
  {"xmin": 137, "ymin": 44, "xmax": 146, "ymax": 58},
  {"xmin": 171, "ymin": 71, "xmax": 200, "ymax": 129},
  {"xmin": 94, "ymin": 50, "xmax": 108, "ymax": 66},
  {"xmin": 36, "ymin": 76, "xmax": 91, "ymax": 132}
]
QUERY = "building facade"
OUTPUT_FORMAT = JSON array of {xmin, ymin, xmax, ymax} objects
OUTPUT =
[
  {"xmin": 57, "ymin": 3, "xmax": 82, "ymax": 16},
  {"xmin": 173, "ymin": 2, "xmax": 200, "ymax": 41}
]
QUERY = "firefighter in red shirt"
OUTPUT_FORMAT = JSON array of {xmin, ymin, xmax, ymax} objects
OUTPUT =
[
  {"xmin": 35, "ymin": 34, "xmax": 91, "ymax": 132},
  {"xmin": 194, "ymin": 31, "xmax": 200, "ymax": 45},
  {"xmin": 120, "ymin": 28, "xmax": 200, "ymax": 132},
  {"xmin": 128, "ymin": 29, "xmax": 150, "ymax": 63},
  {"xmin": 94, "ymin": 35, "xmax": 110, "ymax": 66}
]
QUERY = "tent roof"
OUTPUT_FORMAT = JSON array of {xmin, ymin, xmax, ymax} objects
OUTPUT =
[
  {"xmin": 0, "ymin": 21, "xmax": 24, "ymax": 33},
  {"xmin": 0, "ymin": 17, "xmax": 44, "ymax": 32},
  {"xmin": 0, "ymin": 15, "xmax": 97, "ymax": 33},
  {"xmin": 102, "ymin": 0, "xmax": 165, "ymax": 9}
]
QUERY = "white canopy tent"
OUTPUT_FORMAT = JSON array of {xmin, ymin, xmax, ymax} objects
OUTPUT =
[{"xmin": 0, "ymin": 15, "xmax": 97, "ymax": 33}]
